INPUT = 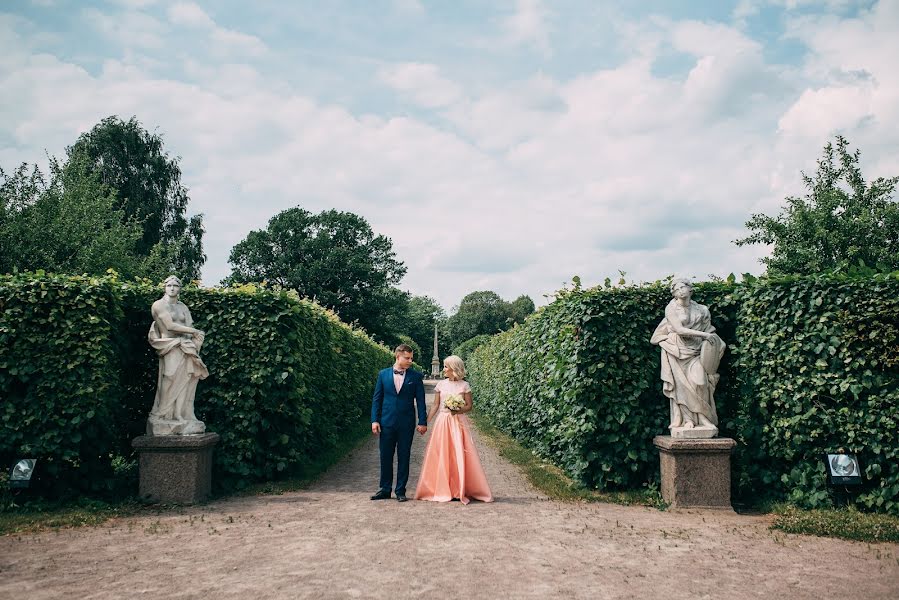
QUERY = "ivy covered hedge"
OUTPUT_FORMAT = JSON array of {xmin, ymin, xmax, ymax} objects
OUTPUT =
[
  {"xmin": 469, "ymin": 274, "xmax": 899, "ymax": 514},
  {"xmin": 0, "ymin": 273, "xmax": 129, "ymax": 497},
  {"xmin": 734, "ymin": 275, "xmax": 899, "ymax": 513},
  {"xmin": 1, "ymin": 273, "xmax": 393, "ymax": 498}
]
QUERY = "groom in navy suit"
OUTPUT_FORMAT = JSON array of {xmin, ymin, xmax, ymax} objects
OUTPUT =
[{"xmin": 370, "ymin": 344, "xmax": 428, "ymax": 502}]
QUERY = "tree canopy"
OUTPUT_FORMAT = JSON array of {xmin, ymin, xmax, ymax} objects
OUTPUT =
[
  {"xmin": 445, "ymin": 290, "xmax": 535, "ymax": 349},
  {"xmin": 226, "ymin": 207, "xmax": 407, "ymax": 341},
  {"xmin": 405, "ymin": 295, "xmax": 448, "ymax": 361},
  {"xmin": 735, "ymin": 136, "xmax": 899, "ymax": 275},
  {"xmin": 0, "ymin": 157, "xmax": 167, "ymax": 278},
  {"xmin": 65, "ymin": 115, "xmax": 206, "ymax": 280}
]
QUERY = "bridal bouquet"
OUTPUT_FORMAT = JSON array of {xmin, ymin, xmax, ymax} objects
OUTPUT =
[{"xmin": 444, "ymin": 393, "xmax": 465, "ymax": 412}]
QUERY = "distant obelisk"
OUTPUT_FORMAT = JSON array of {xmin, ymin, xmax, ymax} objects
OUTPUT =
[{"xmin": 431, "ymin": 324, "xmax": 440, "ymax": 377}]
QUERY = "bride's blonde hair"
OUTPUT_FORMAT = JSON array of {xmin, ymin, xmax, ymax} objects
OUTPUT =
[{"xmin": 443, "ymin": 355, "xmax": 466, "ymax": 380}]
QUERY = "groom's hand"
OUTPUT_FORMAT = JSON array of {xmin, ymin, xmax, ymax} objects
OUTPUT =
[
  {"xmin": 371, "ymin": 422, "xmax": 381, "ymax": 435},
  {"xmin": 416, "ymin": 425, "xmax": 427, "ymax": 435}
]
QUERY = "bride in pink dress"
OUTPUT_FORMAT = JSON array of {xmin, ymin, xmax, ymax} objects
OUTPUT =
[{"xmin": 415, "ymin": 355, "xmax": 494, "ymax": 504}]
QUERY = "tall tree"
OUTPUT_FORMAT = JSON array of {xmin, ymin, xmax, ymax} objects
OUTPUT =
[
  {"xmin": 445, "ymin": 291, "xmax": 536, "ymax": 349},
  {"xmin": 226, "ymin": 207, "xmax": 407, "ymax": 339},
  {"xmin": 0, "ymin": 157, "xmax": 166, "ymax": 278},
  {"xmin": 445, "ymin": 291, "xmax": 509, "ymax": 348},
  {"xmin": 507, "ymin": 294, "xmax": 536, "ymax": 326},
  {"xmin": 65, "ymin": 116, "xmax": 205, "ymax": 280},
  {"xmin": 405, "ymin": 295, "xmax": 449, "ymax": 362},
  {"xmin": 736, "ymin": 136, "xmax": 899, "ymax": 275}
]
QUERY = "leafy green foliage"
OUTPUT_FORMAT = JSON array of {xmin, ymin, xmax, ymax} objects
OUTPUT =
[
  {"xmin": 404, "ymin": 295, "xmax": 448, "ymax": 361},
  {"xmin": 226, "ymin": 207, "xmax": 406, "ymax": 343},
  {"xmin": 452, "ymin": 334, "xmax": 493, "ymax": 361},
  {"xmin": 733, "ymin": 274, "xmax": 899, "ymax": 513},
  {"xmin": 445, "ymin": 290, "xmax": 535, "ymax": 349},
  {"xmin": 736, "ymin": 136, "xmax": 899, "ymax": 275},
  {"xmin": 1, "ymin": 273, "xmax": 393, "ymax": 498},
  {"xmin": 0, "ymin": 159, "xmax": 167, "ymax": 279},
  {"xmin": 508, "ymin": 295, "xmax": 536, "ymax": 324},
  {"xmin": 173, "ymin": 284, "xmax": 392, "ymax": 491},
  {"xmin": 469, "ymin": 274, "xmax": 899, "ymax": 514},
  {"xmin": 0, "ymin": 272, "xmax": 129, "ymax": 497},
  {"xmin": 395, "ymin": 335, "xmax": 423, "ymax": 363},
  {"xmin": 65, "ymin": 115, "xmax": 206, "ymax": 281}
]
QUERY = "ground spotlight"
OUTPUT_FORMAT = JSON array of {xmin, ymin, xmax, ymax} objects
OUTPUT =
[
  {"xmin": 824, "ymin": 453, "xmax": 862, "ymax": 486},
  {"xmin": 8, "ymin": 458, "xmax": 37, "ymax": 489}
]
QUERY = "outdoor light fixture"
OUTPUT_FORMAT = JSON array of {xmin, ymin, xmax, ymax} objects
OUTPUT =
[
  {"xmin": 824, "ymin": 453, "xmax": 862, "ymax": 486},
  {"xmin": 8, "ymin": 458, "xmax": 37, "ymax": 489}
]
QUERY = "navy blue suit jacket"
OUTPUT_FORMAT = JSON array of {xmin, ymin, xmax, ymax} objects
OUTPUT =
[{"xmin": 371, "ymin": 368, "xmax": 427, "ymax": 429}]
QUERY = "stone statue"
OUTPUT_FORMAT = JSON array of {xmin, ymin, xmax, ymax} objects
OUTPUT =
[
  {"xmin": 146, "ymin": 276, "xmax": 209, "ymax": 435},
  {"xmin": 650, "ymin": 278, "xmax": 726, "ymax": 439}
]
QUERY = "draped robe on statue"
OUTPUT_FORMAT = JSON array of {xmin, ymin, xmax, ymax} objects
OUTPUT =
[
  {"xmin": 650, "ymin": 299, "xmax": 725, "ymax": 430},
  {"xmin": 147, "ymin": 321, "xmax": 209, "ymax": 435}
]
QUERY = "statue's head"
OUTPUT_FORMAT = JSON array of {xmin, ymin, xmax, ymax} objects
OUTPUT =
[
  {"xmin": 670, "ymin": 277, "xmax": 692, "ymax": 299},
  {"xmin": 163, "ymin": 275, "xmax": 182, "ymax": 297}
]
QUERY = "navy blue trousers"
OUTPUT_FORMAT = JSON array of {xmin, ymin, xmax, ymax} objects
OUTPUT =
[{"xmin": 379, "ymin": 424, "xmax": 415, "ymax": 495}]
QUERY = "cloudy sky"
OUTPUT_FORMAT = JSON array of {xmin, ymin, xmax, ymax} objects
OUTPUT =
[{"xmin": 2, "ymin": 1, "xmax": 898, "ymax": 311}]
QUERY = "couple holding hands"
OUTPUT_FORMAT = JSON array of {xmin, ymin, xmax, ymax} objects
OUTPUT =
[{"xmin": 370, "ymin": 345, "xmax": 494, "ymax": 504}]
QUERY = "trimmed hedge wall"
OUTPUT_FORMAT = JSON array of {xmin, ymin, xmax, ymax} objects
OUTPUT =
[
  {"xmin": 734, "ymin": 275, "xmax": 899, "ymax": 513},
  {"xmin": 1, "ymin": 273, "xmax": 393, "ymax": 497},
  {"xmin": 0, "ymin": 273, "xmax": 129, "ymax": 497},
  {"xmin": 469, "ymin": 274, "xmax": 899, "ymax": 514}
]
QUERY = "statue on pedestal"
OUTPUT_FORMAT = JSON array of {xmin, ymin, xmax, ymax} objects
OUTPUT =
[
  {"xmin": 650, "ymin": 278, "xmax": 726, "ymax": 439},
  {"xmin": 146, "ymin": 276, "xmax": 209, "ymax": 436}
]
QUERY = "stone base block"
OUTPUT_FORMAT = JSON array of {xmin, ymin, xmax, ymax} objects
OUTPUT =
[
  {"xmin": 653, "ymin": 436, "xmax": 736, "ymax": 510},
  {"xmin": 671, "ymin": 425, "xmax": 718, "ymax": 439},
  {"xmin": 132, "ymin": 433, "xmax": 220, "ymax": 504}
]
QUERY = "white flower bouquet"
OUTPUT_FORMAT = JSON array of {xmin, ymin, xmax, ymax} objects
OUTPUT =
[{"xmin": 444, "ymin": 393, "xmax": 465, "ymax": 412}]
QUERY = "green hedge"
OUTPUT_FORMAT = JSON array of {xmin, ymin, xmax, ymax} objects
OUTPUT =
[
  {"xmin": 1, "ymin": 273, "xmax": 393, "ymax": 497},
  {"xmin": 469, "ymin": 274, "xmax": 899, "ymax": 514},
  {"xmin": 453, "ymin": 334, "xmax": 493, "ymax": 361},
  {"xmin": 733, "ymin": 275, "xmax": 899, "ymax": 513},
  {"xmin": 0, "ymin": 272, "xmax": 129, "ymax": 496}
]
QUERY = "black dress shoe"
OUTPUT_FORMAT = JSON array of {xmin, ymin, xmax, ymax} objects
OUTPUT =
[
  {"xmin": 370, "ymin": 490, "xmax": 391, "ymax": 500},
  {"xmin": 396, "ymin": 494, "xmax": 408, "ymax": 502}
]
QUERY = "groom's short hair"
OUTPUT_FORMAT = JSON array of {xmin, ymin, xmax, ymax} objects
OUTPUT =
[{"xmin": 394, "ymin": 343, "xmax": 414, "ymax": 355}]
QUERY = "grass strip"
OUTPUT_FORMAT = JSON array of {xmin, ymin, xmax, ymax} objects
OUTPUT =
[
  {"xmin": 468, "ymin": 410, "xmax": 666, "ymax": 509},
  {"xmin": 772, "ymin": 504, "xmax": 899, "ymax": 544}
]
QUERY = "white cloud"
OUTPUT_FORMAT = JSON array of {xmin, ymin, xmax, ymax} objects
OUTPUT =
[
  {"xmin": 777, "ymin": 1, "xmax": 899, "ymax": 145},
  {"xmin": 502, "ymin": 0, "xmax": 552, "ymax": 55},
  {"xmin": 3, "ymin": 2, "xmax": 898, "ymax": 312},
  {"xmin": 210, "ymin": 28, "xmax": 268, "ymax": 57},
  {"xmin": 378, "ymin": 63, "xmax": 462, "ymax": 108},
  {"xmin": 83, "ymin": 7, "xmax": 166, "ymax": 49},
  {"xmin": 167, "ymin": 2, "xmax": 215, "ymax": 28},
  {"xmin": 166, "ymin": 2, "xmax": 268, "ymax": 57}
]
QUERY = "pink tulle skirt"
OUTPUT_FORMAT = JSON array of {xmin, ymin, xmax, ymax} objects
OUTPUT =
[{"xmin": 415, "ymin": 411, "xmax": 494, "ymax": 504}]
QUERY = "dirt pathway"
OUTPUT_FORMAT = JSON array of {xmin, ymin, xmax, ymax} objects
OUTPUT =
[{"xmin": 1, "ymin": 389, "xmax": 897, "ymax": 599}]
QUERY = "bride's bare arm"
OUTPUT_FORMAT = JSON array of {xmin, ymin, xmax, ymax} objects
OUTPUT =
[
  {"xmin": 427, "ymin": 391, "xmax": 440, "ymax": 423},
  {"xmin": 460, "ymin": 392, "xmax": 473, "ymax": 414}
]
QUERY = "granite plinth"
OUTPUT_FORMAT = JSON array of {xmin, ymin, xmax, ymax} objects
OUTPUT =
[
  {"xmin": 653, "ymin": 435, "xmax": 736, "ymax": 510},
  {"xmin": 132, "ymin": 433, "xmax": 220, "ymax": 504}
]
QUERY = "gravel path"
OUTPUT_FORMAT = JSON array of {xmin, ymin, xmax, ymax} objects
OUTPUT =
[{"xmin": 1, "ymin": 388, "xmax": 897, "ymax": 599}]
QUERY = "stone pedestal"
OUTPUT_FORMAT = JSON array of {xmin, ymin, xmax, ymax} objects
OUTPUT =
[
  {"xmin": 132, "ymin": 433, "xmax": 220, "ymax": 504},
  {"xmin": 653, "ymin": 436, "xmax": 736, "ymax": 510}
]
